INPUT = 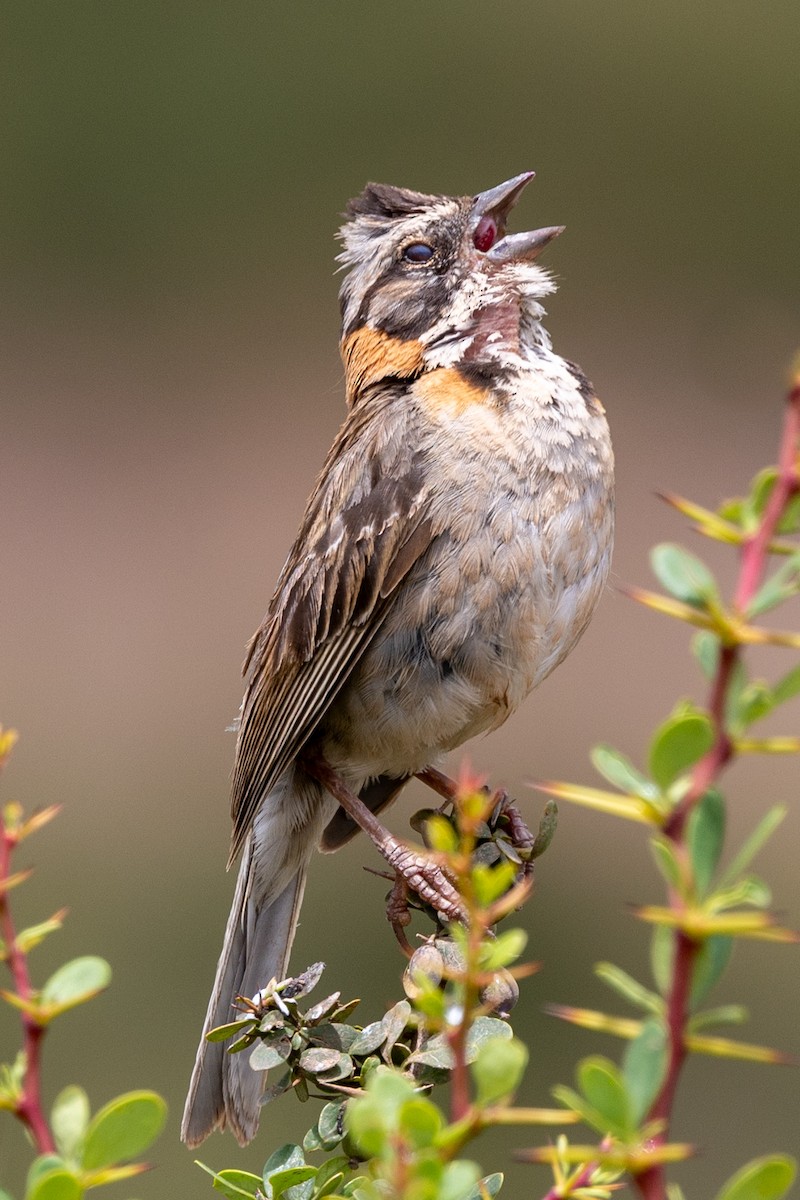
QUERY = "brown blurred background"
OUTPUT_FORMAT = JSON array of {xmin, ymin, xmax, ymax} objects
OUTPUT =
[{"xmin": 1, "ymin": 2, "xmax": 798, "ymax": 1195}]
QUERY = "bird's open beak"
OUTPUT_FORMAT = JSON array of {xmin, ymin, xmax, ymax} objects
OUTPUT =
[{"xmin": 472, "ymin": 172, "xmax": 564, "ymax": 263}]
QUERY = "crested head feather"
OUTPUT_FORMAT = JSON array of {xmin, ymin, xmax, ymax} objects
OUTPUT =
[{"xmin": 345, "ymin": 182, "xmax": 443, "ymax": 221}]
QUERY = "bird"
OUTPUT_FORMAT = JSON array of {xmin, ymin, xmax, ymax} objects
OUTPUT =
[{"xmin": 181, "ymin": 171, "xmax": 614, "ymax": 1147}]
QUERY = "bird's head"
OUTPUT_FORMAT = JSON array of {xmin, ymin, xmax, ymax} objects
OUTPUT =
[{"xmin": 337, "ymin": 173, "xmax": 563, "ymax": 400}]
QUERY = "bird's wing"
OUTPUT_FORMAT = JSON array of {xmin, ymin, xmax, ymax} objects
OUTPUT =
[{"xmin": 228, "ymin": 396, "xmax": 434, "ymax": 862}]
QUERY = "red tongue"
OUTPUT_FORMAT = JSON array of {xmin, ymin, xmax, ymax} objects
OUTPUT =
[{"xmin": 473, "ymin": 216, "xmax": 498, "ymax": 252}]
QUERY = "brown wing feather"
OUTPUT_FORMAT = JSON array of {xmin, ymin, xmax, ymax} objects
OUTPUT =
[{"xmin": 228, "ymin": 398, "xmax": 433, "ymax": 863}]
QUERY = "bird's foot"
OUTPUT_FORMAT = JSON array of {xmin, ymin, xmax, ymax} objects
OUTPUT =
[
  {"xmin": 415, "ymin": 767, "xmax": 537, "ymax": 876},
  {"xmin": 302, "ymin": 750, "xmax": 467, "ymax": 930}
]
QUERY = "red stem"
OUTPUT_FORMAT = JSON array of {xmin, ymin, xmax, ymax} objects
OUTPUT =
[
  {"xmin": 0, "ymin": 828, "xmax": 55, "ymax": 1154},
  {"xmin": 634, "ymin": 377, "xmax": 800, "ymax": 1200}
]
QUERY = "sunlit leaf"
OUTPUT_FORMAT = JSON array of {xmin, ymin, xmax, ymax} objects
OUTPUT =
[
  {"xmin": 649, "ymin": 711, "xmax": 714, "ymax": 792},
  {"xmin": 714, "ymin": 1154, "xmax": 796, "ymax": 1200},
  {"xmin": 595, "ymin": 962, "xmax": 664, "ymax": 1015},
  {"xmin": 81, "ymin": 1091, "xmax": 166, "ymax": 1170},
  {"xmin": 25, "ymin": 1167, "xmax": 82, "ymax": 1200},
  {"xmin": 201, "ymin": 1167, "xmax": 262, "ymax": 1200},
  {"xmin": 471, "ymin": 1037, "xmax": 528, "ymax": 1106},
  {"xmin": 51, "ymin": 1086, "xmax": 90, "ymax": 1161},
  {"xmin": 590, "ymin": 745, "xmax": 658, "ymax": 800},
  {"xmin": 465, "ymin": 1172, "xmax": 504, "ymax": 1200},
  {"xmin": 651, "ymin": 543, "xmax": 719, "ymax": 609},
  {"xmin": 14, "ymin": 911, "xmax": 68, "ymax": 956},
  {"xmin": 40, "ymin": 957, "xmax": 111, "ymax": 1020},
  {"xmin": 576, "ymin": 1057, "xmax": 633, "ymax": 1140}
]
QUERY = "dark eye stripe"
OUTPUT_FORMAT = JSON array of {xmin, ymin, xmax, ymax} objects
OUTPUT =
[{"xmin": 402, "ymin": 242, "xmax": 434, "ymax": 263}]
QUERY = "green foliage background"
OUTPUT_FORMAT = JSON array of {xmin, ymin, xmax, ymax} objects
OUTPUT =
[{"xmin": 1, "ymin": 2, "xmax": 797, "ymax": 1197}]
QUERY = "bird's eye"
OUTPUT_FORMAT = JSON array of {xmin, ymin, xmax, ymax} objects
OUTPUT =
[
  {"xmin": 402, "ymin": 242, "xmax": 434, "ymax": 263},
  {"xmin": 473, "ymin": 217, "xmax": 497, "ymax": 252}
]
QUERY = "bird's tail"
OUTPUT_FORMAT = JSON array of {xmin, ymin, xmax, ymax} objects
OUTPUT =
[{"xmin": 181, "ymin": 783, "xmax": 321, "ymax": 1147}]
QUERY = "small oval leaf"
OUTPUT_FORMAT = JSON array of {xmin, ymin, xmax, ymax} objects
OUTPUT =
[
  {"xmin": 649, "ymin": 711, "xmax": 714, "ymax": 792},
  {"xmin": 577, "ymin": 1057, "xmax": 633, "ymax": 1140},
  {"xmin": 81, "ymin": 1090, "xmax": 166, "ymax": 1170},
  {"xmin": 51, "ymin": 1086, "xmax": 90, "ymax": 1160},
  {"xmin": 40, "ymin": 957, "xmax": 111, "ymax": 1019},
  {"xmin": 651, "ymin": 543, "xmax": 718, "ymax": 608},
  {"xmin": 26, "ymin": 1168, "xmax": 82, "ymax": 1200},
  {"xmin": 714, "ymin": 1154, "xmax": 796, "ymax": 1200}
]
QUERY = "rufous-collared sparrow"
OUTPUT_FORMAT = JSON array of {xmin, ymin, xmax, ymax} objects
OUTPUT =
[{"xmin": 182, "ymin": 172, "xmax": 614, "ymax": 1147}]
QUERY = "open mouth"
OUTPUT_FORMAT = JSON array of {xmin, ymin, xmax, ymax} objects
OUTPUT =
[{"xmin": 471, "ymin": 172, "xmax": 564, "ymax": 263}]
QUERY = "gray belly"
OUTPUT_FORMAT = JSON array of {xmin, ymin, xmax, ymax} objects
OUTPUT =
[{"xmin": 321, "ymin": 484, "xmax": 613, "ymax": 780}]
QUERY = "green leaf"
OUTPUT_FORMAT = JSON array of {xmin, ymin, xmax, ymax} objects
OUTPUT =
[
  {"xmin": 39, "ymin": 958, "xmax": 111, "ymax": 1020},
  {"xmin": 313, "ymin": 1157, "xmax": 351, "ymax": 1198},
  {"xmin": 465, "ymin": 1173, "xmax": 504, "ymax": 1200},
  {"xmin": 209, "ymin": 1169, "xmax": 263, "ymax": 1199},
  {"xmin": 773, "ymin": 663, "xmax": 800, "ymax": 706},
  {"xmin": 729, "ymin": 681, "xmax": 775, "ymax": 732},
  {"xmin": 346, "ymin": 1069, "xmax": 416, "ymax": 1157},
  {"xmin": 398, "ymin": 1096, "xmax": 443, "ymax": 1149},
  {"xmin": 692, "ymin": 632, "xmax": 720, "ymax": 680},
  {"xmin": 595, "ymin": 962, "xmax": 664, "ymax": 1015},
  {"xmin": 718, "ymin": 806, "xmax": 786, "ymax": 888},
  {"xmin": 405, "ymin": 1033, "xmax": 453, "ymax": 1070},
  {"xmin": 205, "ymin": 1018, "xmax": 254, "ymax": 1043},
  {"xmin": 649, "ymin": 837, "xmax": 684, "ymax": 892},
  {"xmin": 25, "ymin": 1159, "xmax": 67, "ymax": 1194},
  {"xmin": 576, "ymin": 1057, "xmax": 633, "ymax": 1140},
  {"xmin": 551, "ymin": 1084, "xmax": 617, "ymax": 1138},
  {"xmin": 690, "ymin": 936, "xmax": 733, "ymax": 1007},
  {"xmin": 15, "ymin": 911, "xmax": 67, "ymax": 956},
  {"xmin": 471, "ymin": 1037, "xmax": 528, "ymax": 1106},
  {"xmin": 266, "ymin": 1166, "xmax": 317, "ymax": 1200},
  {"xmin": 25, "ymin": 1169, "xmax": 82, "ymax": 1200},
  {"xmin": 745, "ymin": 468, "xmax": 779, "ymax": 527},
  {"xmin": 746, "ymin": 554, "xmax": 800, "ymax": 617},
  {"xmin": 465, "ymin": 1017, "xmax": 512, "ymax": 1061},
  {"xmin": 316, "ymin": 1100, "xmax": 345, "ymax": 1149},
  {"xmin": 439, "ymin": 1161, "xmax": 481, "ymax": 1200},
  {"xmin": 714, "ymin": 1154, "xmax": 796, "ymax": 1200},
  {"xmin": 649, "ymin": 711, "xmax": 715, "ymax": 792},
  {"xmin": 472, "ymin": 861, "xmax": 517, "ymax": 908},
  {"xmin": 81, "ymin": 1090, "xmax": 166, "ymax": 1170},
  {"xmin": 379, "ymin": 1000, "xmax": 411, "ymax": 1059},
  {"xmin": 651, "ymin": 543, "xmax": 719, "ymax": 609},
  {"xmin": 349, "ymin": 1020, "xmax": 387, "ymax": 1056},
  {"xmin": 591, "ymin": 744, "xmax": 658, "ymax": 800},
  {"xmin": 51, "ymin": 1087, "xmax": 90, "ymax": 1161},
  {"xmin": 480, "ymin": 929, "xmax": 527, "ymax": 971},
  {"xmin": 650, "ymin": 925, "xmax": 674, "ymax": 996},
  {"xmin": 262, "ymin": 1145, "xmax": 309, "ymax": 1198},
  {"xmin": 622, "ymin": 1017, "xmax": 668, "ymax": 1125},
  {"xmin": 530, "ymin": 798, "xmax": 559, "ymax": 859},
  {"xmin": 688, "ymin": 789, "xmax": 726, "ymax": 897},
  {"xmin": 425, "ymin": 814, "xmax": 459, "ymax": 852},
  {"xmin": 688, "ymin": 1004, "xmax": 748, "ymax": 1032}
]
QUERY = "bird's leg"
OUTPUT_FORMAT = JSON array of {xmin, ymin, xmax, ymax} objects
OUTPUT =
[
  {"xmin": 415, "ymin": 767, "xmax": 536, "ymax": 871},
  {"xmin": 302, "ymin": 751, "xmax": 466, "ymax": 926}
]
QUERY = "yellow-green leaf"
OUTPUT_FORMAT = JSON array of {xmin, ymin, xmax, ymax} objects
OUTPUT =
[{"xmin": 81, "ymin": 1091, "xmax": 166, "ymax": 1170}]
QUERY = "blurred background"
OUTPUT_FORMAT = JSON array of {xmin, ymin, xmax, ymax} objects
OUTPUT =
[{"xmin": 1, "ymin": 1, "xmax": 798, "ymax": 1195}]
